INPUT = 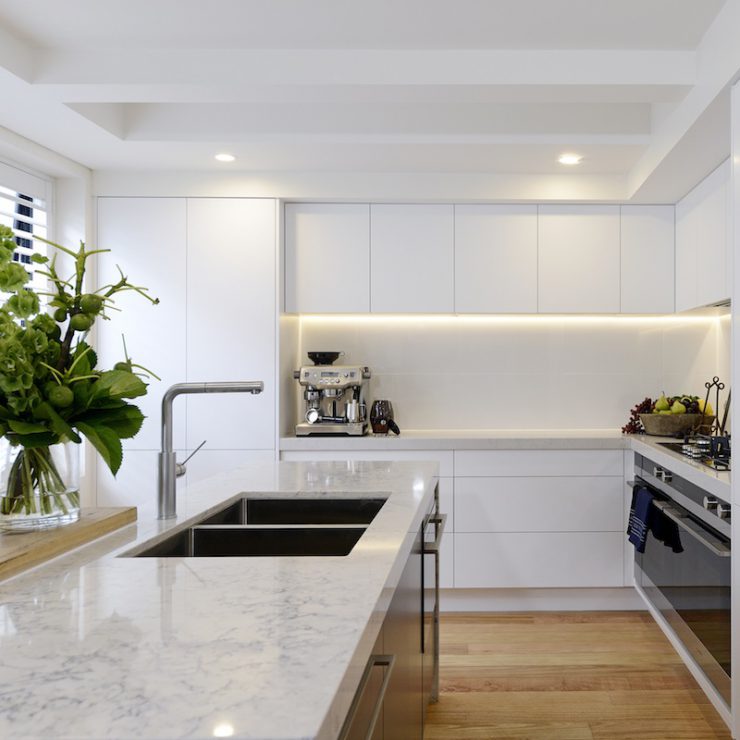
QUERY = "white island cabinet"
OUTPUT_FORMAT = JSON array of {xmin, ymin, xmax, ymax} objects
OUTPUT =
[
  {"xmin": 454, "ymin": 204, "xmax": 538, "ymax": 313},
  {"xmin": 370, "ymin": 204, "xmax": 454, "ymax": 313},
  {"xmin": 537, "ymin": 205, "xmax": 621, "ymax": 313}
]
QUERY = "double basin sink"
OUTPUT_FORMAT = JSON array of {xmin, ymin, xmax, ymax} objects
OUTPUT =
[{"xmin": 126, "ymin": 496, "xmax": 387, "ymax": 558}]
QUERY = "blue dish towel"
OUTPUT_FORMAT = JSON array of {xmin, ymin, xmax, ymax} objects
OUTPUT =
[
  {"xmin": 627, "ymin": 486, "xmax": 684, "ymax": 554},
  {"xmin": 627, "ymin": 486, "xmax": 653, "ymax": 553}
]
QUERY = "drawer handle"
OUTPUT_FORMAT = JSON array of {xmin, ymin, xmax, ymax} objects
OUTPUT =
[
  {"xmin": 339, "ymin": 654, "xmax": 396, "ymax": 740},
  {"xmin": 424, "ymin": 513, "xmax": 447, "ymax": 555}
]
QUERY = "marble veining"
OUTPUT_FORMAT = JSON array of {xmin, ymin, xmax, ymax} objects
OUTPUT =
[{"xmin": 0, "ymin": 460, "xmax": 438, "ymax": 740}]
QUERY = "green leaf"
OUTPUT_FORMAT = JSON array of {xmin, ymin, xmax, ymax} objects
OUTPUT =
[
  {"xmin": 30, "ymin": 254, "xmax": 49, "ymax": 264},
  {"xmin": 7, "ymin": 419, "xmax": 48, "ymax": 435},
  {"xmin": 34, "ymin": 402, "xmax": 82, "ymax": 444},
  {"xmin": 73, "ymin": 405, "xmax": 144, "ymax": 440},
  {"xmin": 90, "ymin": 370, "xmax": 147, "ymax": 401},
  {"xmin": 14, "ymin": 432, "xmax": 60, "ymax": 448},
  {"xmin": 76, "ymin": 421, "xmax": 123, "ymax": 475}
]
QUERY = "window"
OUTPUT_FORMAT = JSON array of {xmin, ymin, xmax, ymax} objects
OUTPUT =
[{"xmin": 0, "ymin": 162, "xmax": 51, "ymax": 298}]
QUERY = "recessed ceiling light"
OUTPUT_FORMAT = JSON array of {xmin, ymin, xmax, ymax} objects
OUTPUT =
[
  {"xmin": 214, "ymin": 153, "xmax": 236, "ymax": 163},
  {"xmin": 558, "ymin": 153, "xmax": 583, "ymax": 166}
]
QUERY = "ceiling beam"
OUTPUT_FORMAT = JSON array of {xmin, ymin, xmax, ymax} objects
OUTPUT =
[{"xmin": 31, "ymin": 49, "xmax": 695, "ymax": 87}]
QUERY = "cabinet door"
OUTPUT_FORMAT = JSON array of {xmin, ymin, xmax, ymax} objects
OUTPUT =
[
  {"xmin": 538, "ymin": 206, "xmax": 620, "ymax": 313},
  {"xmin": 675, "ymin": 196, "xmax": 698, "ymax": 312},
  {"xmin": 370, "ymin": 205, "xmax": 454, "ymax": 313},
  {"xmin": 186, "ymin": 198, "xmax": 276, "ymax": 450},
  {"xmin": 675, "ymin": 161, "xmax": 730, "ymax": 311},
  {"xmin": 285, "ymin": 203, "xmax": 370, "ymax": 313},
  {"xmin": 620, "ymin": 205, "xmax": 674, "ymax": 313},
  {"xmin": 97, "ymin": 197, "xmax": 187, "ymax": 451},
  {"xmin": 694, "ymin": 162, "xmax": 730, "ymax": 308},
  {"xmin": 454, "ymin": 205, "xmax": 537, "ymax": 313}
]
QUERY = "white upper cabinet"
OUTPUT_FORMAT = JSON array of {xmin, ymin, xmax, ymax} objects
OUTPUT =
[
  {"xmin": 675, "ymin": 160, "xmax": 731, "ymax": 312},
  {"xmin": 454, "ymin": 205, "xmax": 537, "ymax": 313},
  {"xmin": 186, "ymin": 198, "xmax": 276, "ymax": 451},
  {"xmin": 285, "ymin": 203, "xmax": 370, "ymax": 313},
  {"xmin": 538, "ymin": 205, "xmax": 621, "ymax": 313},
  {"xmin": 370, "ymin": 204, "xmax": 454, "ymax": 313},
  {"xmin": 620, "ymin": 205, "xmax": 675, "ymax": 314}
]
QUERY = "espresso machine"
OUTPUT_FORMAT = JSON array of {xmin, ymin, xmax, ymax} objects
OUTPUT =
[{"xmin": 294, "ymin": 352, "xmax": 371, "ymax": 436}]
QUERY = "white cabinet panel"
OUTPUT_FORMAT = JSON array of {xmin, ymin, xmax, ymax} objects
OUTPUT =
[
  {"xmin": 437, "ymin": 477, "xmax": 454, "ymax": 588},
  {"xmin": 454, "ymin": 532, "xmax": 624, "ymax": 588},
  {"xmin": 285, "ymin": 203, "xmax": 370, "ymax": 313},
  {"xmin": 455, "ymin": 476, "xmax": 623, "ymax": 532},
  {"xmin": 675, "ymin": 160, "xmax": 730, "ymax": 311},
  {"xmin": 695, "ymin": 163, "xmax": 730, "ymax": 308},
  {"xmin": 454, "ymin": 449, "xmax": 623, "ymax": 477},
  {"xmin": 620, "ymin": 205, "xmax": 675, "ymax": 313},
  {"xmin": 675, "ymin": 196, "xmax": 698, "ymax": 312},
  {"xmin": 186, "ymin": 199, "xmax": 276, "ymax": 451},
  {"xmin": 538, "ymin": 206, "xmax": 620, "ymax": 313},
  {"xmin": 97, "ymin": 197, "xmax": 187, "ymax": 450},
  {"xmin": 370, "ymin": 204, "xmax": 454, "ymax": 313},
  {"xmin": 454, "ymin": 205, "xmax": 537, "ymax": 313}
]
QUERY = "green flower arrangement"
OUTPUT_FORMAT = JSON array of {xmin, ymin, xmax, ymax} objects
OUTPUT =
[{"xmin": 0, "ymin": 224, "xmax": 158, "ymax": 522}]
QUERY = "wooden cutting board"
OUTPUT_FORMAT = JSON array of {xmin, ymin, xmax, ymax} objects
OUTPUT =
[{"xmin": 0, "ymin": 507, "xmax": 137, "ymax": 582}]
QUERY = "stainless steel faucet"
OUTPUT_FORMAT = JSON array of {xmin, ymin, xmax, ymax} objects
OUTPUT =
[{"xmin": 158, "ymin": 381, "xmax": 264, "ymax": 519}]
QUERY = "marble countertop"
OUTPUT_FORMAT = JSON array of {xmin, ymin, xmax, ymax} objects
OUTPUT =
[
  {"xmin": 280, "ymin": 429, "xmax": 731, "ymax": 497},
  {"xmin": 0, "ymin": 460, "xmax": 438, "ymax": 740}
]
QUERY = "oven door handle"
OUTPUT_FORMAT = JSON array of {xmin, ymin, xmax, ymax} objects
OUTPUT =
[{"xmin": 652, "ymin": 501, "xmax": 731, "ymax": 558}]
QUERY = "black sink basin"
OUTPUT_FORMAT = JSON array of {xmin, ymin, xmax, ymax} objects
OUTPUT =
[
  {"xmin": 199, "ymin": 497, "xmax": 387, "ymax": 526},
  {"xmin": 130, "ymin": 525, "xmax": 366, "ymax": 558}
]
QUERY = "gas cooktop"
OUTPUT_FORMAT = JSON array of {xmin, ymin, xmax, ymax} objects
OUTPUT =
[{"xmin": 658, "ymin": 436, "xmax": 731, "ymax": 472}]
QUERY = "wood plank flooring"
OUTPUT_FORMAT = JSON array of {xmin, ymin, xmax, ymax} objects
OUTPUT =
[{"xmin": 425, "ymin": 612, "xmax": 731, "ymax": 740}]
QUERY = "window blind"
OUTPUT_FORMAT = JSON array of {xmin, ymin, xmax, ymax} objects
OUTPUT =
[{"xmin": 0, "ymin": 162, "xmax": 51, "ymax": 296}]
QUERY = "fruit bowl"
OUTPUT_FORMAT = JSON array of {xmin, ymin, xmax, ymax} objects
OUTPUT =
[{"xmin": 639, "ymin": 413, "xmax": 715, "ymax": 437}]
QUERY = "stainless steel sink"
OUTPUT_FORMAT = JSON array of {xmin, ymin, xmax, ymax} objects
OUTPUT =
[
  {"xmin": 129, "ymin": 524, "xmax": 366, "ymax": 557},
  {"xmin": 123, "ymin": 496, "xmax": 385, "ymax": 558},
  {"xmin": 199, "ymin": 496, "xmax": 387, "ymax": 526}
]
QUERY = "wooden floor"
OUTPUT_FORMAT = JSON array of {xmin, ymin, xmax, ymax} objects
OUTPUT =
[{"xmin": 425, "ymin": 612, "xmax": 731, "ymax": 740}]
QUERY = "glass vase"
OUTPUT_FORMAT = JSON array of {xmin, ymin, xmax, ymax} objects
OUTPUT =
[{"xmin": 0, "ymin": 440, "xmax": 81, "ymax": 531}]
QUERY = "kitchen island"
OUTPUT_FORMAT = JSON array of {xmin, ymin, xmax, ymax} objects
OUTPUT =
[{"xmin": 0, "ymin": 460, "xmax": 438, "ymax": 740}]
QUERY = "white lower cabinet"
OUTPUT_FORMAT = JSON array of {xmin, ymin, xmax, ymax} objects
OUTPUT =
[
  {"xmin": 281, "ymin": 447, "xmax": 628, "ymax": 591},
  {"xmin": 454, "ymin": 449, "xmax": 625, "ymax": 589},
  {"xmin": 454, "ymin": 532, "xmax": 625, "ymax": 588}
]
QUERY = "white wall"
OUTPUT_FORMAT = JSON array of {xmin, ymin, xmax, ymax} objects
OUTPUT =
[{"xmin": 294, "ymin": 315, "xmax": 728, "ymax": 431}]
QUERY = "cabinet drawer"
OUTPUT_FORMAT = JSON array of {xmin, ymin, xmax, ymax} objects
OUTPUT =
[
  {"xmin": 281, "ymin": 450, "xmax": 454, "ymax": 477},
  {"xmin": 454, "ymin": 532, "xmax": 624, "ymax": 588},
  {"xmin": 455, "ymin": 476, "xmax": 623, "ymax": 533},
  {"xmin": 454, "ymin": 449, "xmax": 623, "ymax": 477}
]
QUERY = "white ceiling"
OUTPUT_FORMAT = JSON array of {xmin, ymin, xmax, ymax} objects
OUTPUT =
[{"xmin": 0, "ymin": 0, "xmax": 736, "ymax": 201}]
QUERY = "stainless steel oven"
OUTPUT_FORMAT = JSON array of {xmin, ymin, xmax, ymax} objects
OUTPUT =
[{"xmin": 632, "ymin": 453, "xmax": 731, "ymax": 706}]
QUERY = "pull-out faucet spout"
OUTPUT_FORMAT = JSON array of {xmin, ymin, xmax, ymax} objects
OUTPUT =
[{"xmin": 158, "ymin": 381, "xmax": 264, "ymax": 519}]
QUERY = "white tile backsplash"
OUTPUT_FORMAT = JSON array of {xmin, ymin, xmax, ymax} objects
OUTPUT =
[{"xmin": 296, "ymin": 317, "xmax": 729, "ymax": 430}]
